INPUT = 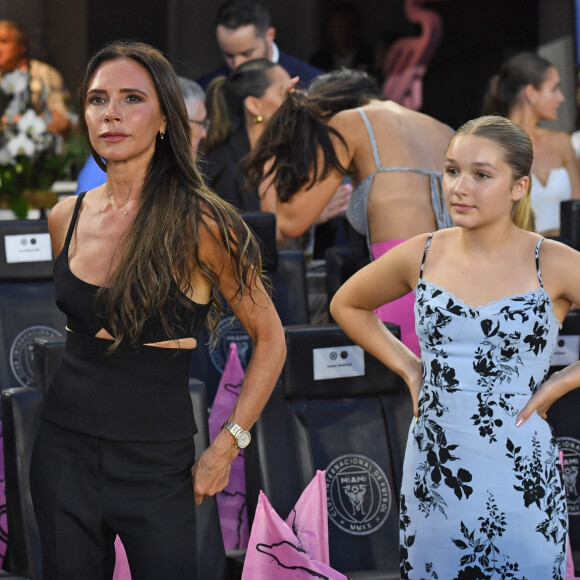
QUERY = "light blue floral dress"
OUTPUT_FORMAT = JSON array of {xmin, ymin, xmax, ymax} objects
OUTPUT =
[{"xmin": 400, "ymin": 233, "xmax": 568, "ymax": 580}]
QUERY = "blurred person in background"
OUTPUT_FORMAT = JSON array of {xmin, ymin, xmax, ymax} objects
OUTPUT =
[
  {"xmin": 0, "ymin": 19, "xmax": 70, "ymax": 135},
  {"xmin": 482, "ymin": 52, "xmax": 580, "ymax": 237},
  {"xmin": 246, "ymin": 68, "xmax": 454, "ymax": 355},
  {"xmin": 197, "ymin": 0, "xmax": 322, "ymax": 91}
]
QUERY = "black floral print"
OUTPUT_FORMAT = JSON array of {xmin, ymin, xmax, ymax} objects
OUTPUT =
[{"xmin": 402, "ymin": 235, "xmax": 566, "ymax": 579}]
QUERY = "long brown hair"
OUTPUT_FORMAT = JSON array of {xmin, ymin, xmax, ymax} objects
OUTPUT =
[
  {"xmin": 245, "ymin": 68, "xmax": 381, "ymax": 201},
  {"xmin": 481, "ymin": 52, "xmax": 553, "ymax": 117},
  {"xmin": 79, "ymin": 40, "xmax": 265, "ymax": 350}
]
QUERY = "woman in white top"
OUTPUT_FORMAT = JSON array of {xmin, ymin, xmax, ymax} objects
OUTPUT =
[{"xmin": 483, "ymin": 52, "xmax": 580, "ymax": 237}]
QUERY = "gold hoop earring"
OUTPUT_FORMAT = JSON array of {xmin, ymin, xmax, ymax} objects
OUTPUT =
[{"xmin": 253, "ymin": 115, "xmax": 263, "ymax": 124}]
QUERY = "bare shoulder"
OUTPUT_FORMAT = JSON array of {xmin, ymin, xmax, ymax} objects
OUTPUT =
[
  {"xmin": 538, "ymin": 237, "xmax": 580, "ymax": 295},
  {"xmin": 327, "ymin": 107, "xmax": 366, "ymax": 137},
  {"xmin": 47, "ymin": 195, "xmax": 78, "ymax": 255},
  {"xmin": 542, "ymin": 128, "xmax": 575, "ymax": 156},
  {"xmin": 538, "ymin": 237, "xmax": 580, "ymax": 268}
]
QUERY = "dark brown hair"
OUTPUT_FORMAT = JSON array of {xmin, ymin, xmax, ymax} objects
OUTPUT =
[
  {"xmin": 481, "ymin": 52, "xmax": 553, "ymax": 117},
  {"xmin": 204, "ymin": 58, "xmax": 278, "ymax": 152},
  {"xmin": 79, "ymin": 40, "xmax": 265, "ymax": 350},
  {"xmin": 246, "ymin": 68, "xmax": 380, "ymax": 201}
]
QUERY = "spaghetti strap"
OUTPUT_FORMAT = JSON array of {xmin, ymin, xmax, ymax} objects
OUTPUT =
[
  {"xmin": 357, "ymin": 108, "xmax": 382, "ymax": 170},
  {"xmin": 535, "ymin": 238, "xmax": 545, "ymax": 287},
  {"xmin": 63, "ymin": 192, "xmax": 86, "ymax": 250},
  {"xmin": 419, "ymin": 232, "xmax": 436, "ymax": 280}
]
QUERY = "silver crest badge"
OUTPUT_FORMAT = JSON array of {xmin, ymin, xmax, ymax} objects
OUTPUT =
[
  {"xmin": 9, "ymin": 325, "xmax": 63, "ymax": 387},
  {"xmin": 326, "ymin": 454, "xmax": 391, "ymax": 536},
  {"xmin": 558, "ymin": 437, "xmax": 580, "ymax": 516}
]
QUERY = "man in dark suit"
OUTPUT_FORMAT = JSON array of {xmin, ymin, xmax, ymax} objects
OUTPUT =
[{"xmin": 197, "ymin": 0, "xmax": 322, "ymax": 90}]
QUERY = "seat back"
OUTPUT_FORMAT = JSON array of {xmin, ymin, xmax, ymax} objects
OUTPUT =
[
  {"xmin": 547, "ymin": 310, "xmax": 580, "ymax": 571},
  {"xmin": 324, "ymin": 245, "xmax": 370, "ymax": 316},
  {"xmin": 0, "ymin": 220, "xmax": 65, "ymax": 390},
  {"xmin": 245, "ymin": 323, "xmax": 412, "ymax": 576},
  {"xmin": 189, "ymin": 249, "xmax": 310, "ymax": 404},
  {"xmin": 560, "ymin": 199, "xmax": 580, "ymax": 250},
  {"xmin": 32, "ymin": 337, "xmax": 66, "ymax": 394},
  {"xmin": 241, "ymin": 212, "xmax": 278, "ymax": 273},
  {"xmin": 1, "ymin": 386, "xmax": 44, "ymax": 580}
]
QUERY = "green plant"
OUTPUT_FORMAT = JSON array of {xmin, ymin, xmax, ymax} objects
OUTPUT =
[{"xmin": 0, "ymin": 69, "xmax": 71, "ymax": 218}]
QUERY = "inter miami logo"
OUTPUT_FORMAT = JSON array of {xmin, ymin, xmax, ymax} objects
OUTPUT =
[
  {"xmin": 209, "ymin": 315, "xmax": 252, "ymax": 373},
  {"xmin": 326, "ymin": 454, "xmax": 392, "ymax": 536},
  {"xmin": 558, "ymin": 437, "xmax": 580, "ymax": 516},
  {"xmin": 10, "ymin": 325, "xmax": 63, "ymax": 387}
]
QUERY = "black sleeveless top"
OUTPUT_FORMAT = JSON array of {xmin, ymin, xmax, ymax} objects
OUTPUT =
[{"xmin": 43, "ymin": 192, "xmax": 211, "ymax": 441}]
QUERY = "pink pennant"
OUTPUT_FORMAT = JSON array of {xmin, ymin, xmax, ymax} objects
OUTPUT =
[
  {"xmin": 285, "ymin": 470, "xmax": 329, "ymax": 565},
  {"xmin": 242, "ymin": 471, "xmax": 347, "ymax": 579},
  {"xmin": 208, "ymin": 343, "xmax": 249, "ymax": 550}
]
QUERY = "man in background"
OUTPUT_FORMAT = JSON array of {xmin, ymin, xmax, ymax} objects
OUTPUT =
[
  {"xmin": 197, "ymin": 0, "xmax": 322, "ymax": 90},
  {"xmin": 0, "ymin": 20, "xmax": 70, "ymax": 135}
]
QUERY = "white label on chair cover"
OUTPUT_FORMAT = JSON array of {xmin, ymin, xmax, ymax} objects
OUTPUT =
[
  {"xmin": 5, "ymin": 233, "xmax": 52, "ymax": 263},
  {"xmin": 552, "ymin": 335, "xmax": 580, "ymax": 366},
  {"xmin": 313, "ymin": 345, "xmax": 365, "ymax": 380}
]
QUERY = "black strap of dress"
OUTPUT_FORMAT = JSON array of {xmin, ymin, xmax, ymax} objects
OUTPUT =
[{"xmin": 63, "ymin": 191, "xmax": 86, "ymax": 250}]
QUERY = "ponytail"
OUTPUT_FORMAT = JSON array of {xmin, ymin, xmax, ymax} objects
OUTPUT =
[
  {"xmin": 480, "ymin": 74, "xmax": 501, "ymax": 116},
  {"xmin": 512, "ymin": 180, "xmax": 536, "ymax": 232},
  {"xmin": 245, "ymin": 90, "xmax": 350, "ymax": 202},
  {"xmin": 204, "ymin": 76, "xmax": 234, "ymax": 152}
]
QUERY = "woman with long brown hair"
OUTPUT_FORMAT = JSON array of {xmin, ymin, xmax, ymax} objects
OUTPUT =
[
  {"xmin": 247, "ymin": 68, "xmax": 453, "ymax": 355},
  {"xmin": 29, "ymin": 40, "xmax": 285, "ymax": 579}
]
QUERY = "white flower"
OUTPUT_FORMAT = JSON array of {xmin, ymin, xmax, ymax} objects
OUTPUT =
[
  {"xmin": 17, "ymin": 109, "xmax": 47, "ymax": 137},
  {"xmin": 0, "ymin": 70, "xmax": 28, "ymax": 95},
  {"xmin": 0, "ymin": 146, "xmax": 13, "ymax": 165},
  {"xmin": 6, "ymin": 132, "xmax": 35, "ymax": 158}
]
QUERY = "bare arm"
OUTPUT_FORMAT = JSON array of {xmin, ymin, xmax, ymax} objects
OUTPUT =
[
  {"xmin": 271, "ymin": 129, "xmax": 352, "ymax": 238},
  {"xmin": 517, "ymin": 240, "xmax": 580, "ymax": 424},
  {"xmin": 561, "ymin": 132, "xmax": 580, "ymax": 200},
  {"xmin": 330, "ymin": 235, "xmax": 428, "ymax": 416},
  {"xmin": 191, "ymin": 218, "xmax": 286, "ymax": 504}
]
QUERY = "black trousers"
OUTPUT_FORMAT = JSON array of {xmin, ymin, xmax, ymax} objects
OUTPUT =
[{"xmin": 30, "ymin": 420, "xmax": 198, "ymax": 580}]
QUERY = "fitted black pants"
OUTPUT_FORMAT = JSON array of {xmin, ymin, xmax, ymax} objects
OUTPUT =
[{"xmin": 30, "ymin": 420, "xmax": 198, "ymax": 580}]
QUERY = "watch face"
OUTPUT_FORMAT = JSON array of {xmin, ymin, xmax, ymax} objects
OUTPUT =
[{"xmin": 236, "ymin": 430, "xmax": 251, "ymax": 448}]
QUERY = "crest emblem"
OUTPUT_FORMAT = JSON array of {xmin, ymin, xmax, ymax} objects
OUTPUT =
[
  {"xmin": 326, "ymin": 454, "xmax": 391, "ymax": 535},
  {"xmin": 10, "ymin": 325, "xmax": 63, "ymax": 387}
]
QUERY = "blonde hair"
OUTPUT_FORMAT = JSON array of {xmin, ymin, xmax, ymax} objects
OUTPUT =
[{"xmin": 453, "ymin": 115, "xmax": 536, "ymax": 231}]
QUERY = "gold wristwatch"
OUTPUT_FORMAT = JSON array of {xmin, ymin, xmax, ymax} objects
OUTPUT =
[{"xmin": 222, "ymin": 420, "xmax": 251, "ymax": 449}]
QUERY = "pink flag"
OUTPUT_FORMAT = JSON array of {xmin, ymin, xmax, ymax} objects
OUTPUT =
[
  {"xmin": 560, "ymin": 450, "xmax": 579, "ymax": 580},
  {"xmin": 0, "ymin": 424, "xmax": 8, "ymax": 567},
  {"xmin": 285, "ymin": 470, "xmax": 329, "ymax": 565},
  {"xmin": 242, "ymin": 471, "xmax": 347, "ymax": 579},
  {"xmin": 112, "ymin": 536, "xmax": 131, "ymax": 579},
  {"xmin": 208, "ymin": 343, "xmax": 249, "ymax": 551}
]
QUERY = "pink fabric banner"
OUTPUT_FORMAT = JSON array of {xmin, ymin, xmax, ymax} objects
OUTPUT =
[
  {"xmin": 112, "ymin": 536, "xmax": 131, "ymax": 579},
  {"xmin": 208, "ymin": 342, "xmax": 249, "ymax": 551},
  {"xmin": 285, "ymin": 470, "xmax": 329, "ymax": 565},
  {"xmin": 0, "ymin": 424, "xmax": 8, "ymax": 567},
  {"xmin": 560, "ymin": 450, "xmax": 579, "ymax": 580},
  {"xmin": 242, "ymin": 471, "xmax": 347, "ymax": 579}
]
